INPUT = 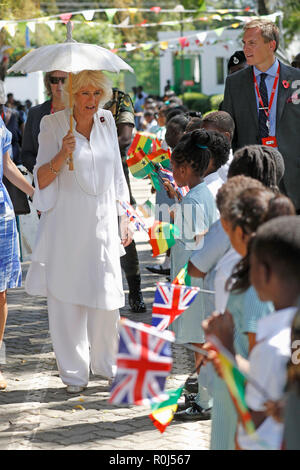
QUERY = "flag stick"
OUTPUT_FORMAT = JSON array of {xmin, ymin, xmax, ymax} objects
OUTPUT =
[
  {"xmin": 144, "ymin": 155, "xmax": 183, "ymax": 202},
  {"xmin": 185, "ymin": 338, "xmax": 270, "ymax": 401}
]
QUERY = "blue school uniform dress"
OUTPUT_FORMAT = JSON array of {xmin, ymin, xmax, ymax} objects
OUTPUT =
[
  {"xmin": 210, "ymin": 286, "xmax": 274, "ymax": 450},
  {"xmin": 169, "ymin": 181, "xmax": 218, "ymax": 344},
  {"xmin": 0, "ymin": 118, "xmax": 21, "ymax": 292}
]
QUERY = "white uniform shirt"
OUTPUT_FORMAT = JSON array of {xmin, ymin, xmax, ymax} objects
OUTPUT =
[
  {"xmin": 214, "ymin": 247, "xmax": 241, "ymax": 313},
  {"xmin": 25, "ymin": 108, "xmax": 129, "ymax": 310},
  {"xmin": 217, "ymin": 148, "xmax": 233, "ymax": 182},
  {"xmin": 237, "ymin": 307, "xmax": 297, "ymax": 450},
  {"xmin": 204, "ymin": 171, "xmax": 224, "ymax": 200}
]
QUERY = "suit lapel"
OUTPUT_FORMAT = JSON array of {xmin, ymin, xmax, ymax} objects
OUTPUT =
[
  {"xmin": 244, "ymin": 67, "xmax": 258, "ymax": 127},
  {"xmin": 276, "ymin": 62, "xmax": 291, "ymax": 127}
]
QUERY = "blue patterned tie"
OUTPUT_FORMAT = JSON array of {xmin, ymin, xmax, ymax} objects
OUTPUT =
[{"xmin": 258, "ymin": 73, "xmax": 269, "ymax": 139}]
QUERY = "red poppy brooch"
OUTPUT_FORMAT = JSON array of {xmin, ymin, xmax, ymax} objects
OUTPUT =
[{"xmin": 282, "ymin": 80, "xmax": 290, "ymax": 89}]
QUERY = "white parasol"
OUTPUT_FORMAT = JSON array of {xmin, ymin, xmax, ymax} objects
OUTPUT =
[{"xmin": 8, "ymin": 22, "xmax": 134, "ymax": 169}]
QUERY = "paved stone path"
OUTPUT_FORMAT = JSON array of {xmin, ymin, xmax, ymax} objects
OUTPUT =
[{"xmin": 0, "ymin": 177, "xmax": 211, "ymax": 451}]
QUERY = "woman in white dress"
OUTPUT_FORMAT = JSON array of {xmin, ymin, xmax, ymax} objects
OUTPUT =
[{"xmin": 25, "ymin": 70, "xmax": 131, "ymax": 393}]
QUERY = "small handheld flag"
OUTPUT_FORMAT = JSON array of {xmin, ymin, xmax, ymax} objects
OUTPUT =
[
  {"xmin": 149, "ymin": 387, "xmax": 184, "ymax": 433},
  {"xmin": 109, "ymin": 318, "xmax": 174, "ymax": 406},
  {"xmin": 152, "ymin": 282, "xmax": 200, "ymax": 331},
  {"xmin": 137, "ymin": 200, "xmax": 155, "ymax": 218},
  {"xmin": 126, "ymin": 149, "xmax": 152, "ymax": 179},
  {"xmin": 148, "ymin": 221, "xmax": 180, "ymax": 257},
  {"xmin": 118, "ymin": 200, "xmax": 147, "ymax": 232},
  {"xmin": 127, "ymin": 132, "xmax": 153, "ymax": 156},
  {"xmin": 148, "ymin": 148, "xmax": 171, "ymax": 169},
  {"xmin": 158, "ymin": 166, "xmax": 189, "ymax": 200},
  {"xmin": 172, "ymin": 262, "xmax": 191, "ymax": 286}
]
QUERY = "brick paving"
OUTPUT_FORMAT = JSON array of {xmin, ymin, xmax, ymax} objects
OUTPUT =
[{"xmin": 0, "ymin": 177, "xmax": 211, "ymax": 451}]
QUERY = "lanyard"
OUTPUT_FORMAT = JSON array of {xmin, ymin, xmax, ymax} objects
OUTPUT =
[{"xmin": 253, "ymin": 63, "xmax": 280, "ymax": 119}]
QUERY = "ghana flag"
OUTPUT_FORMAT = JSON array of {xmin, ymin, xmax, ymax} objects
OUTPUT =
[
  {"xmin": 172, "ymin": 262, "xmax": 191, "ymax": 286},
  {"xmin": 148, "ymin": 148, "xmax": 171, "ymax": 169},
  {"xmin": 127, "ymin": 149, "xmax": 152, "ymax": 179},
  {"xmin": 209, "ymin": 336, "xmax": 256, "ymax": 435},
  {"xmin": 127, "ymin": 133, "xmax": 154, "ymax": 157},
  {"xmin": 149, "ymin": 387, "xmax": 184, "ymax": 433},
  {"xmin": 138, "ymin": 200, "xmax": 155, "ymax": 218},
  {"xmin": 148, "ymin": 221, "xmax": 180, "ymax": 257}
]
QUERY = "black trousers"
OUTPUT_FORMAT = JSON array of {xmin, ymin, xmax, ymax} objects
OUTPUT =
[{"xmin": 120, "ymin": 161, "xmax": 141, "ymax": 293}]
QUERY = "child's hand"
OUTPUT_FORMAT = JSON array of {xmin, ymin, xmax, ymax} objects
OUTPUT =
[
  {"xmin": 264, "ymin": 399, "xmax": 284, "ymax": 423},
  {"xmin": 162, "ymin": 178, "xmax": 177, "ymax": 199},
  {"xmin": 201, "ymin": 342, "xmax": 224, "ymax": 378},
  {"xmin": 202, "ymin": 310, "xmax": 235, "ymax": 355},
  {"xmin": 120, "ymin": 215, "xmax": 133, "ymax": 247}
]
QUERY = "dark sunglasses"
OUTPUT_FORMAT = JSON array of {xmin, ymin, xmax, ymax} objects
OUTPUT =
[{"xmin": 49, "ymin": 76, "xmax": 66, "ymax": 84}]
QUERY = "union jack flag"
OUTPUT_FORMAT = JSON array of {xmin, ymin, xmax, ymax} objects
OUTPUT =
[
  {"xmin": 152, "ymin": 282, "xmax": 199, "ymax": 331},
  {"xmin": 159, "ymin": 167, "xmax": 189, "ymax": 199},
  {"xmin": 119, "ymin": 200, "xmax": 147, "ymax": 232},
  {"xmin": 109, "ymin": 318, "xmax": 174, "ymax": 405}
]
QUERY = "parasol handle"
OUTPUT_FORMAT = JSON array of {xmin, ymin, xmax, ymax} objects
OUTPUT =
[{"xmin": 68, "ymin": 72, "xmax": 74, "ymax": 171}]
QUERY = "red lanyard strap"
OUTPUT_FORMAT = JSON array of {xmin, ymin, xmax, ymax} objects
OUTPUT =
[{"xmin": 253, "ymin": 63, "xmax": 280, "ymax": 119}]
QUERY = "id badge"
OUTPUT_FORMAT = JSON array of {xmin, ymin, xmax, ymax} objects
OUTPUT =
[{"xmin": 261, "ymin": 136, "xmax": 277, "ymax": 147}]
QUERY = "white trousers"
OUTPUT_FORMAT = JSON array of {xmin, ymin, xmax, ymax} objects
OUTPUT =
[{"xmin": 47, "ymin": 291, "xmax": 120, "ymax": 386}]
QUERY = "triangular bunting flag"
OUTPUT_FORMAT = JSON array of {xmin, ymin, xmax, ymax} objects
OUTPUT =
[
  {"xmin": 105, "ymin": 8, "xmax": 117, "ymax": 22},
  {"xmin": 26, "ymin": 22, "xmax": 36, "ymax": 33},
  {"xmin": 150, "ymin": 7, "xmax": 162, "ymax": 14},
  {"xmin": 81, "ymin": 10, "xmax": 96, "ymax": 21},
  {"xmin": 60, "ymin": 13, "xmax": 72, "ymax": 24},
  {"xmin": 46, "ymin": 21, "xmax": 56, "ymax": 32}
]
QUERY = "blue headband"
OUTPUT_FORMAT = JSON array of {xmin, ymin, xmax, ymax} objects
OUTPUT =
[{"xmin": 196, "ymin": 144, "xmax": 208, "ymax": 149}]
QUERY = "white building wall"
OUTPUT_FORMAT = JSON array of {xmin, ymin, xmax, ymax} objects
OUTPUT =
[
  {"xmin": 158, "ymin": 29, "xmax": 241, "ymax": 96},
  {"xmin": 4, "ymin": 71, "xmax": 45, "ymax": 105},
  {"xmin": 160, "ymin": 49, "xmax": 174, "ymax": 96}
]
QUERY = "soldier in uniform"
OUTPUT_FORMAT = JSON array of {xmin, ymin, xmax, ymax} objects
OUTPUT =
[{"xmin": 104, "ymin": 88, "xmax": 146, "ymax": 313}]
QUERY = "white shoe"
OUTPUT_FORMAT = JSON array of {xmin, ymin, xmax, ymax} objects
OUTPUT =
[{"xmin": 66, "ymin": 385, "xmax": 86, "ymax": 394}]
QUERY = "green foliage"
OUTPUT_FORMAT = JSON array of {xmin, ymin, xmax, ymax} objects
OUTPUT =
[
  {"xmin": 282, "ymin": 1, "xmax": 300, "ymax": 46},
  {"xmin": 180, "ymin": 92, "xmax": 224, "ymax": 114},
  {"xmin": 0, "ymin": 0, "xmax": 41, "ymax": 20},
  {"xmin": 126, "ymin": 54, "xmax": 160, "ymax": 96},
  {"xmin": 210, "ymin": 93, "xmax": 223, "ymax": 109},
  {"xmin": 181, "ymin": 92, "xmax": 211, "ymax": 114}
]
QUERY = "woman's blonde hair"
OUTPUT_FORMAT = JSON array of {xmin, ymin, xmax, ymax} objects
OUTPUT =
[{"xmin": 63, "ymin": 70, "xmax": 112, "ymax": 109}]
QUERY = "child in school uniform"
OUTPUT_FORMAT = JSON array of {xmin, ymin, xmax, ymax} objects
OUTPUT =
[
  {"xmin": 203, "ymin": 181, "xmax": 295, "ymax": 450},
  {"xmin": 163, "ymin": 129, "xmax": 220, "ymax": 420},
  {"xmin": 187, "ymin": 146, "xmax": 286, "ymax": 422},
  {"xmin": 237, "ymin": 216, "xmax": 300, "ymax": 449},
  {"xmin": 146, "ymin": 113, "xmax": 190, "ymax": 276}
]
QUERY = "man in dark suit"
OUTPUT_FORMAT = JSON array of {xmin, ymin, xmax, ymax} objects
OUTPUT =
[{"xmin": 223, "ymin": 19, "xmax": 300, "ymax": 211}]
